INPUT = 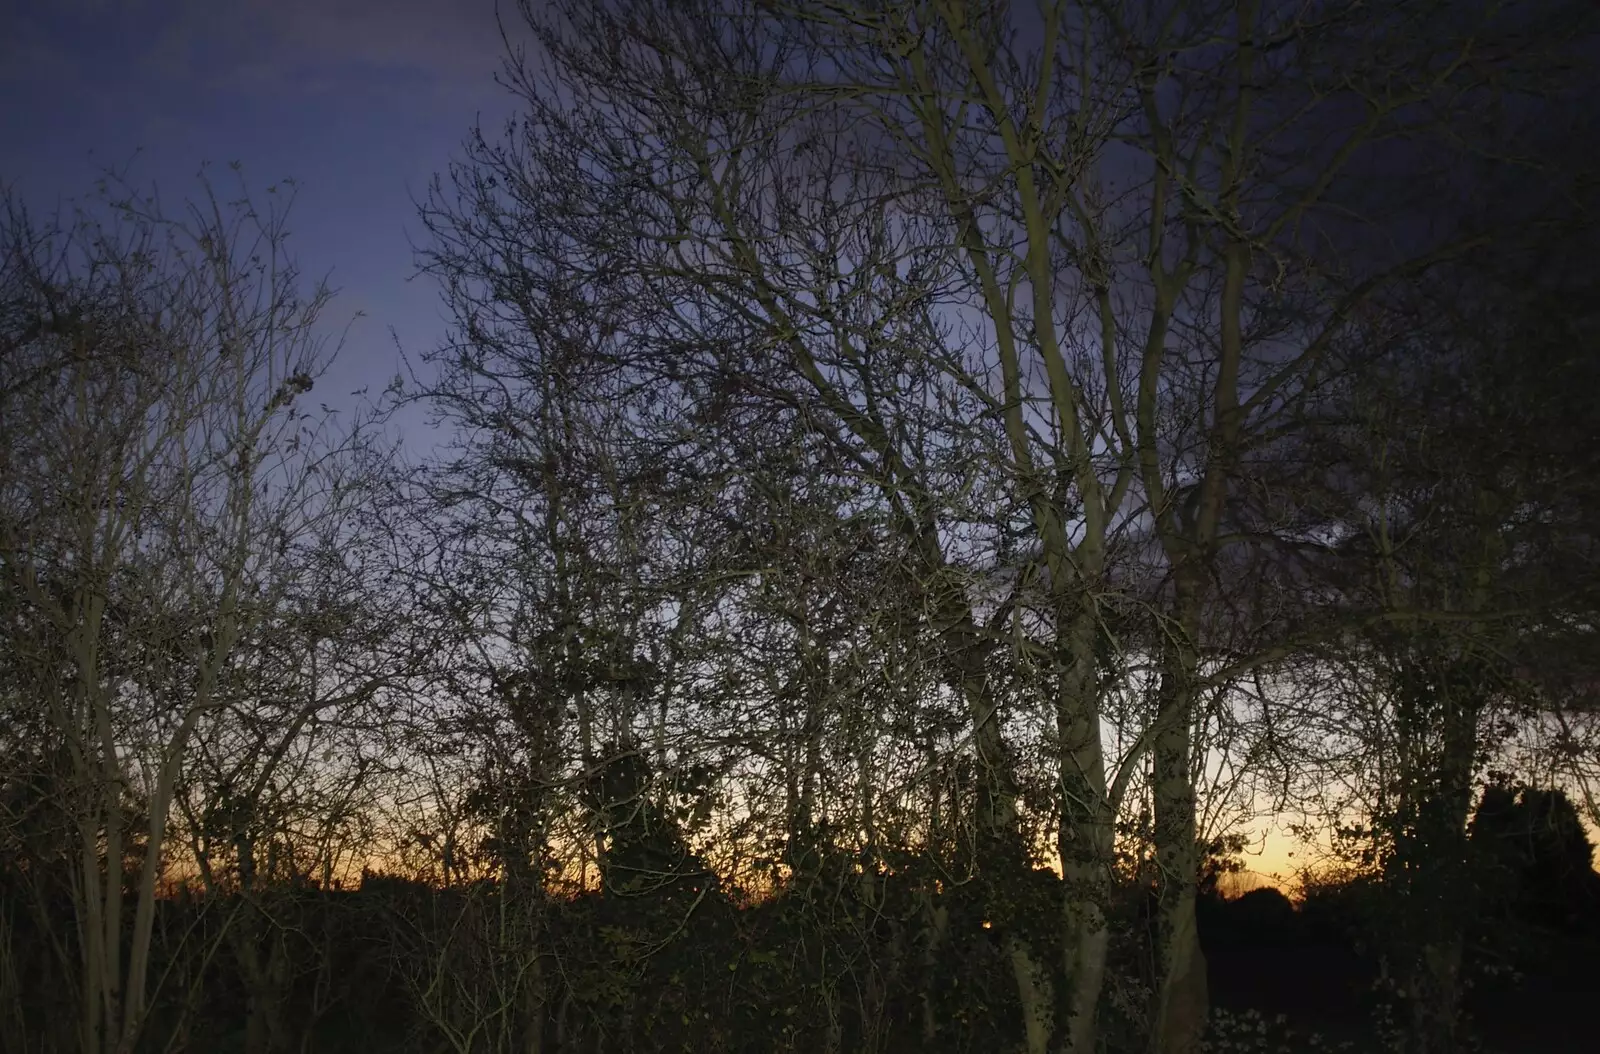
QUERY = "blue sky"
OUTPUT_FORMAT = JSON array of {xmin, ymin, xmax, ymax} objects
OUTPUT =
[{"xmin": 2, "ymin": 0, "xmax": 519, "ymax": 431}]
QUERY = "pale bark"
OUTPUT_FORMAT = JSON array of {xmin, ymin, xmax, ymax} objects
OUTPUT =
[
  {"xmin": 1056, "ymin": 608, "xmax": 1114, "ymax": 1054},
  {"xmin": 0, "ymin": 175, "xmax": 354, "ymax": 1054},
  {"xmin": 1148, "ymin": 619, "xmax": 1207, "ymax": 1054}
]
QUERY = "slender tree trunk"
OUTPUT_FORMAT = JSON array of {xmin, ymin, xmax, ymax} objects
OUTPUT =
[
  {"xmin": 1401, "ymin": 503, "xmax": 1502, "ymax": 1053},
  {"xmin": 931, "ymin": 567, "xmax": 1057, "ymax": 1053},
  {"xmin": 235, "ymin": 899, "xmax": 294, "ymax": 1054},
  {"xmin": 77, "ymin": 812, "xmax": 107, "ymax": 1054},
  {"xmin": 1403, "ymin": 661, "xmax": 1482, "ymax": 1054},
  {"xmin": 920, "ymin": 889, "xmax": 949, "ymax": 1043},
  {"xmin": 521, "ymin": 947, "xmax": 545, "ymax": 1054},
  {"xmin": 1149, "ymin": 598, "xmax": 1208, "ymax": 1054},
  {"xmin": 957, "ymin": 656, "xmax": 1056, "ymax": 1054},
  {"xmin": 509, "ymin": 884, "xmax": 545, "ymax": 1054},
  {"xmin": 1058, "ymin": 606, "xmax": 1113, "ymax": 1054}
]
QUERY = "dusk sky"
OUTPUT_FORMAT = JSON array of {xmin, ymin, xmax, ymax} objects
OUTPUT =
[
  {"xmin": 7, "ymin": 9, "xmax": 1596, "ymax": 1051},
  {"xmin": 17, "ymin": 1, "xmax": 1573, "ymax": 894},
  {"xmin": 1, "ymin": 0, "xmax": 1326, "ymax": 885},
  {"xmin": 2, "ymin": 0, "xmax": 519, "ymax": 432}
]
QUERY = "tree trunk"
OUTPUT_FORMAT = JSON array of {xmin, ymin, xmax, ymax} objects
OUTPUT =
[
  {"xmin": 234, "ymin": 898, "xmax": 294, "ymax": 1054},
  {"xmin": 1149, "ymin": 633, "xmax": 1207, "ymax": 1054},
  {"xmin": 1008, "ymin": 934, "xmax": 1055, "ymax": 1054},
  {"xmin": 1410, "ymin": 937, "xmax": 1465, "ymax": 1054},
  {"xmin": 940, "ymin": 579, "xmax": 1057, "ymax": 1053},
  {"xmin": 920, "ymin": 892, "xmax": 949, "ymax": 1043},
  {"xmin": 1058, "ymin": 608, "xmax": 1113, "ymax": 1054},
  {"xmin": 1403, "ymin": 658, "xmax": 1482, "ymax": 1054},
  {"xmin": 521, "ymin": 946, "xmax": 545, "ymax": 1054}
]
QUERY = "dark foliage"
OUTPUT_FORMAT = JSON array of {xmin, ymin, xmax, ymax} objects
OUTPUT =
[{"xmin": 3, "ymin": 787, "xmax": 1596, "ymax": 1053}]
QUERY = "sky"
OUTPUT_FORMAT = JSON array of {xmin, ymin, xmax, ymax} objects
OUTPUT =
[
  {"xmin": 2, "ymin": 0, "xmax": 1333, "ymax": 888},
  {"xmin": 24, "ymin": 0, "xmax": 1575, "ymax": 894},
  {"xmin": 2, "ymin": 0, "xmax": 520, "ymax": 430}
]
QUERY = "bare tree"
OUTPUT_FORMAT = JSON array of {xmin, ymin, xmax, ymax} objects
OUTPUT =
[
  {"xmin": 401, "ymin": 1, "xmax": 1593, "ymax": 1050},
  {"xmin": 0, "ymin": 169, "xmax": 389, "ymax": 1054}
]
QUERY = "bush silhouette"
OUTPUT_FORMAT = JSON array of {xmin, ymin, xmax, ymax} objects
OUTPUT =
[
  {"xmin": 1471, "ymin": 784, "xmax": 1600, "ymax": 934},
  {"xmin": 1227, "ymin": 888, "xmax": 1299, "ymax": 945}
]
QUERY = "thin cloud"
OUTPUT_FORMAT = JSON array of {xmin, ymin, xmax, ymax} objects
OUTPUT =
[
  {"xmin": 248, "ymin": 0, "xmax": 509, "ymax": 84},
  {"xmin": 7, "ymin": 0, "xmax": 510, "ymax": 108}
]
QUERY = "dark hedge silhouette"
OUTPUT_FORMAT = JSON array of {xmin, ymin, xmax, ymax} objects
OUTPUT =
[{"xmin": 2, "ymin": 786, "xmax": 1595, "ymax": 1053}]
